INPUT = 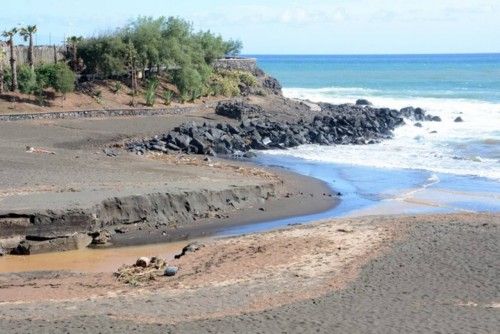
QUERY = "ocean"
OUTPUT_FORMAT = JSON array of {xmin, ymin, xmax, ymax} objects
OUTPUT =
[{"xmin": 234, "ymin": 54, "xmax": 500, "ymax": 221}]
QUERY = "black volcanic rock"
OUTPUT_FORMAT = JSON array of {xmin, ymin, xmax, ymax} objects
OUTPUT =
[
  {"xmin": 356, "ymin": 99, "xmax": 372, "ymax": 106},
  {"xmin": 262, "ymin": 76, "xmax": 283, "ymax": 95},
  {"xmin": 215, "ymin": 101, "xmax": 263, "ymax": 120},
  {"xmin": 127, "ymin": 101, "xmax": 438, "ymax": 158}
]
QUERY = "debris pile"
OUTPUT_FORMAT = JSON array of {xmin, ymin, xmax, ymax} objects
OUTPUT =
[{"xmin": 114, "ymin": 256, "xmax": 168, "ymax": 286}]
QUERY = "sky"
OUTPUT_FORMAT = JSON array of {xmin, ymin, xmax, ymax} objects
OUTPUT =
[{"xmin": 1, "ymin": 0, "xmax": 499, "ymax": 54}]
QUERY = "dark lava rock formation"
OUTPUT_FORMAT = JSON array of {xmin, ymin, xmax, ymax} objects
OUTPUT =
[{"xmin": 127, "ymin": 100, "xmax": 440, "ymax": 157}]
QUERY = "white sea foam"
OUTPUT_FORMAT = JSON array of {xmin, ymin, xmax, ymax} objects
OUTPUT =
[{"xmin": 266, "ymin": 87, "xmax": 500, "ymax": 180}]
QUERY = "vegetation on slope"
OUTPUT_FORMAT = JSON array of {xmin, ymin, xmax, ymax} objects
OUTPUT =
[{"xmin": 1, "ymin": 17, "xmax": 255, "ymax": 109}]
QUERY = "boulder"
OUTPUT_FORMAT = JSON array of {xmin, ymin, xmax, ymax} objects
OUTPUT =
[
  {"xmin": 355, "ymin": 99, "xmax": 372, "ymax": 106},
  {"xmin": 215, "ymin": 101, "xmax": 263, "ymax": 120},
  {"xmin": 454, "ymin": 117, "xmax": 463, "ymax": 122}
]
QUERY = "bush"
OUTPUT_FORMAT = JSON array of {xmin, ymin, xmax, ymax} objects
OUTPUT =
[
  {"xmin": 112, "ymin": 82, "xmax": 122, "ymax": 94},
  {"xmin": 238, "ymin": 71, "xmax": 257, "ymax": 87},
  {"xmin": 35, "ymin": 64, "xmax": 56, "ymax": 88},
  {"xmin": 54, "ymin": 64, "xmax": 76, "ymax": 96},
  {"xmin": 163, "ymin": 90, "xmax": 173, "ymax": 105},
  {"xmin": 35, "ymin": 63, "xmax": 76, "ymax": 95},
  {"xmin": 2, "ymin": 67, "xmax": 12, "ymax": 91},
  {"xmin": 144, "ymin": 79, "xmax": 158, "ymax": 106},
  {"xmin": 207, "ymin": 70, "xmax": 256, "ymax": 97},
  {"xmin": 172, "ymin": 67, "xmax": 204, "ymax": 97},
  {"xmin": 18, "ymin": 65, "xmax": 37, "ymax": 94}
]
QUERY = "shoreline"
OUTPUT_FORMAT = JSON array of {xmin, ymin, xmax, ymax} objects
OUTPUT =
[{"xmin": 0, "ymin": 106, "xmax": 339, "ymax": 255}]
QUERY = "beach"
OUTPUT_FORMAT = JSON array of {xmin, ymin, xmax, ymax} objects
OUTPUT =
[
  {"xmin": 0, "ymin": 54, "xmax": 499, "ymax": 333},
  {"xmin": 0, "ymin": 213, "xmax": 498, "ymax": 333}
]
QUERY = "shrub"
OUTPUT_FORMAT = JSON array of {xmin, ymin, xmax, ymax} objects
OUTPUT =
[
  {"xmin": 112, "ymin": 82, "xmax": 122, "ymax": 94},
  {"xmin": 18, "ymin": 65, "xmax": 37, "ymax": 94},
  {"xmin": 163, "ymin": 90, "xmax": 173, "ymax": 105},
  {"xmin": 2, "ymin": 67, "xmax": 12, "ymax": 91},
  {"xmin": 238, "ymin": 71, "xmax": 257, "ymax": 87},
  {"xmin": 35, "ymin": 64, "xmax": 56, "ymax": 88},
  {"xmin": 144, "ymin": 79, "xmax": 158, "ymax": 106},
  {"xmin": 35, "ymin": 63, "xmax": 76, "ymax": 95},
  {"xmin": 172, "ymin": 67, "xmax": 203, "ymax": 97},
  {"xmin": 33, "ymin": 82, "xmax": 46, "ymax": 106},
  {"xmin": 179, "ymin": 92, "xmax": 189, "ymax": 104},
  {"xmin": 54, "ymin": 64, "xmax": 76, "ymax": 96},
  {"xmin": 208, "ymin": 71, "xmax": 245, "ymax": 97}
]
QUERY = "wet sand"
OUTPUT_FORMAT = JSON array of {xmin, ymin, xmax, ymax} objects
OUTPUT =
[{"xmin": 0, "ymin": 213, "xmax": 498, "ymax": 333}]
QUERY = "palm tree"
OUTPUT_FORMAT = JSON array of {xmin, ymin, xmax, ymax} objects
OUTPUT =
[
  {"xmin": 2, "ymin": 28, "xmax": 18, "ymax": 92},
  {"xmin": 20, "ymin": 25, "xmax": 37, "ymax": 70},
  {"xmin": 66, "ymin": 36, "xmax": 82, "ymax": 72},
  {"xmin": 0, "ymin": 45, "xmax": 6, "ymax": 93}
]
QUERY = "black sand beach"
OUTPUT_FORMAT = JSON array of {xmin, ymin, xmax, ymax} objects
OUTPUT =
[{"xmin": 0, "ymin": 213, "xmax": 498, "ymax": 333}]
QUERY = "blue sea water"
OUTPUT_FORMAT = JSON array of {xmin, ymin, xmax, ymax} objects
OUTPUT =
[
  {"xmin": 252, "ymin": 54, "xmax": 500, "ymax": 102},
  {"xmin": 225, "ymin": 54, "xmax": 500, "ymax": 225}
]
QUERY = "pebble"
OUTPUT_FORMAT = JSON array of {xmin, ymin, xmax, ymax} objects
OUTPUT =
[{"xmin": 164, "ymin": 266, "xmax": 178, "ymax": 277}]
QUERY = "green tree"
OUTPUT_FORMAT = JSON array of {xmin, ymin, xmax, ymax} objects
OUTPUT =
[
  {"xmin": 66, "ymin": 36, "xmax": 83, "ymax": 72},
  {"xmin": 19, "ymin": 25, "xmax": 37, "ymax": 70},
  {"xmin": 224, "ymin": 40, "xmax": 243, "ymax": 57},
  {"xmin": 2, "ymin": 28, "xmax": 18, "ymax": 91},
  {"xmin": 122, "ymin": 16, "xmax": 165, "ymax": 76},
  {"xmin": 79, "ymin": 36, "xmax": 127, "ymax": 77}
]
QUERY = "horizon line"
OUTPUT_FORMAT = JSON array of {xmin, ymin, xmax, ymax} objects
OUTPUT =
[{"xmin": 243, "ymin": 52, "xmax": 500, "ymax": 56}]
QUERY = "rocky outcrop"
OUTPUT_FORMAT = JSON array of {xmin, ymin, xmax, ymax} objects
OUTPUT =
[
  {"xmin": 127, "ymin": 101, "xmax": 440, "ymax": 157},
  {"xmin": 215, "ymin": 101, "xmax": 264, "ymax": 120},
  {"xmin": 262, "ymin": 76, "xmax": 283, "ymax": 95}
]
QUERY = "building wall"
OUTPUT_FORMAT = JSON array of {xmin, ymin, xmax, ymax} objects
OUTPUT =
[
  {"xmin": 212, "ymin": 58, "xmax": 257, "ymax": 73},
  {"xmin": 0, "ymin": 45, "xmax": 66, "ymax": 67}
]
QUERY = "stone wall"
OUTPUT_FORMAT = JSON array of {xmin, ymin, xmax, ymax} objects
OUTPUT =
[
  {"xmin": 213, "ymin": 57, "xmax": 257, "ymax": 74},
  {"xmin": 0, "ymin": 102, "xmax": 223, "ymax": 122},
  {"xmin": 1, "ymin": 45, "xmax": 66, "ymax": 67}
]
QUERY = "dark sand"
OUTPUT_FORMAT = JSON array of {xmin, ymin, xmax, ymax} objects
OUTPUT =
[
  {"xmin": 0, "ymin": 104, "xmax": 336, "ymax": 250},
  {"xmin": 0, "ymin": 213, "xmax": 498, "ymax": 333},
  {"xmin": 0, "ymin": 100, "xmax": 498, "ymax": 333}
]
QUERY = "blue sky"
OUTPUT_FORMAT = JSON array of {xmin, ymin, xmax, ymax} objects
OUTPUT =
[{"xmin": 1, "ymin": 0, "xmax": 499, "ymax": 54}]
